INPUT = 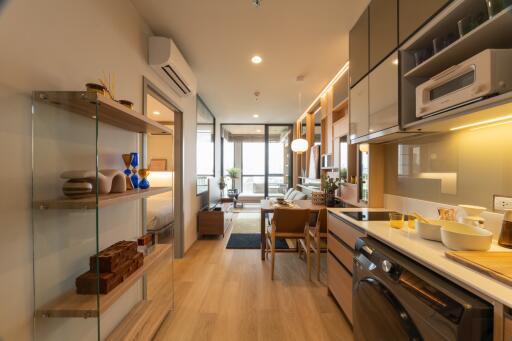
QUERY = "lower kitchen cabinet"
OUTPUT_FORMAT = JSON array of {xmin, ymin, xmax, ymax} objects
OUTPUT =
[
  {"xmin": 327, "ymin": 212, "xmax": 366, "ymax": 323},
  {"xmin": 327, "ymin": 252, "xmax": 353, "ymax": 323}
]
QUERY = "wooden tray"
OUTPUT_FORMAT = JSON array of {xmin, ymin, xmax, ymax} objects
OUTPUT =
[{"xmin": 445, "ymin": 251, "xmax": 512, "ymax": 286}]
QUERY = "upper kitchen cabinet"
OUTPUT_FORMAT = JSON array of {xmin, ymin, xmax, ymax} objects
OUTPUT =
[
  {"xmin": 349, "ymin": 76, "xmax": 369, "ymax": 141},
  {"xmin": 349, "ymin": 8, "xmax": 369, "ymax": 87},
  {"xmin": 369, "ymin": 0, "xmax": 398, "ymax": 69},
  {"xmin": 369, "ymin": 52, "xmax": 399, "ymax": 134},
  {"xmin": 399, "ymin": 0, "xmax": 451, "ymax": 45}
]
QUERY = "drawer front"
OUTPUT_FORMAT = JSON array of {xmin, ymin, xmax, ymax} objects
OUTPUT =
[
  {"xmin": 327, "ymin": 232, "xmax": 354, "ymax": 274},
  {"xmin": 328, "ymin": 213, "xmax": 365, "ymax": 250},
  {"xmin": 327, "ymin": 252, "xmax": 353, "ymax": 323}
]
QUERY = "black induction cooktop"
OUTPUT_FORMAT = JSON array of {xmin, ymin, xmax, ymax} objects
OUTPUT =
[{"xmin": 343, "ymin": 211, "xmax": 397, "ymax": 221}]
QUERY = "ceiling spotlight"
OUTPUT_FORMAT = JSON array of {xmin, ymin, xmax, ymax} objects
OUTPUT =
[
  {"xmin": 252, "ymin": 0, "xmax": 262, "ymax": 8},
  {"xmin": 251, "ymin": 55, "xmax": 262, "ymax": 64},
  {"xmin": 153, "ymin": 111, "xmax": 161, "ymax": 115},
  {"xmin": 253, "ymin": 114, "xmax": 259, "ymax": 118},
  {"xmin": 256, "ymin": 129, "xmax": 262, "ymax": 133}
]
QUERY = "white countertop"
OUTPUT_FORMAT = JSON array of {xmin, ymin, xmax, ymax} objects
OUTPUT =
[{"xmin": 327, "ymin": 207, "xmax": 512, "ymax": 308}]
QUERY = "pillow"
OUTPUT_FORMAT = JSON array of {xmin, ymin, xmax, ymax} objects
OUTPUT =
[
  {"xmin": 292, "ymin": 191, "xmax": 307, "ymax": 200},
  {"xmin": 283, "ymin": 188, "xmax": 294, "ymax": 199}
]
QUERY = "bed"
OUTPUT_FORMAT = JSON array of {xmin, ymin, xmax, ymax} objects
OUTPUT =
[{"xmin": 147, "ymin": 195, "xmax": 174, "ymax": 242}]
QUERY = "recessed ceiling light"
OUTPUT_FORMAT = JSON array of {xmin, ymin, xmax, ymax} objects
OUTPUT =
[
  {"xmin": 153, "ymin": 111, "xmax": 160, "ymax": 115},
  {"xmin": 251, "ymin": 55, "xmax": 262, "ymax": 64},
  {"xmin": 392, "ymin": 58, "xmax": 399, "ymax": 65},
  {"xmin": 256, "ymin": 129, "xmax": 262, "ymax": 133},
  {"xmin": 253, "ymin": 114, "xmax": 259, "ymax": 118}
]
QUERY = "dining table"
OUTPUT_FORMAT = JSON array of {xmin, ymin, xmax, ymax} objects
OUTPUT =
[{"xmin": 259, "ymin": 199, "xmax": 326, "ymax": 260}]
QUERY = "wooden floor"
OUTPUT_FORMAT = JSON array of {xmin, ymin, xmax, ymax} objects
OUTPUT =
[{"xmin": 154, "ymin": 213, "xmax": 353, "ymax": 341}]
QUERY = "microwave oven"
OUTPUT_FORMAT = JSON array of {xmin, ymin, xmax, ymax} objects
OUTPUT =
[
  {"xmin": 320, "ymin": 154, "xmax": 333, "ymax": 169},
  {"xmin": 416, "ymin": 49, "xmax": 512, "ymax": 118}
]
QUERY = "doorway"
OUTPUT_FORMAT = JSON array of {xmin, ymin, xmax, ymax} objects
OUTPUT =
[
  {"xmin": 143, "ymin": 77, "xmax": 184, "ymax": 258},
  {"xmin": 221, "ymin": 124, "xmax": 293, "ymax": 197}
]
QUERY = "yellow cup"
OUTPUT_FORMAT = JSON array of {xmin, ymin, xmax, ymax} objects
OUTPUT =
[{"xmin": 389, "ymin": 213, "xmax": 404, "ymax": 229}]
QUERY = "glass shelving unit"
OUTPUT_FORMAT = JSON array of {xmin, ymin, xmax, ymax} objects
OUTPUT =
[{"xmin": 32, "ymin": 91, "xmax": 174, "ymax": 340}]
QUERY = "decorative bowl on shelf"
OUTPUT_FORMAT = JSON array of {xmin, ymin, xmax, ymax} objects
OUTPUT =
[
  {"xmin": 85, "ymin": 83, "xmax": 107, "ymax": 96},
  {"xmin": 119, "ymin": 99, "xmax": 134, "ymax": 110}
]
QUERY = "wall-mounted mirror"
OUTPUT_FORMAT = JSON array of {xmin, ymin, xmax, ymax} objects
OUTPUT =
[{"xmin": 196, "ymin": 97, "xmax": 215, "ymax": 194}]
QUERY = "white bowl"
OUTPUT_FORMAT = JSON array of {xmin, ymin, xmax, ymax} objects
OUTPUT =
[
  {"xmin": 440, "ymin": 223, "xmax": 493, "ymax": 251},
  {"xmin": 458, "ymin": 204, "xmax": 486, "ymax": 217},
  {"xmin": 415, "ymin": 220, "xmax": 442, "ymax": 241}
]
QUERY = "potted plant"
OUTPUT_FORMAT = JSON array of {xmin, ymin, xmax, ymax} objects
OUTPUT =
[
  {"xmin": 218, "ymin": 176, "xmax": 226, "ymax": 191},
  {"xmin": 226, "ymin": 167, "xmax": 240, "ymax": 188},
  {"xmin": 339, "ymin": 168, "xmax": 348, "ymax": 183},
  {"xmin": 321, "ymin": 174, "xmax": 341, "ymax": 207}
]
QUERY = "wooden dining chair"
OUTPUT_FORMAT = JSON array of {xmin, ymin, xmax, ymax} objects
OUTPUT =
[
  {"xmin": 299, "ymin": 208, "xmax": 328, "ymax": 280},
  {"xmin": 266, "ymin": 208, "xmax": 310, "ymax": 280}
]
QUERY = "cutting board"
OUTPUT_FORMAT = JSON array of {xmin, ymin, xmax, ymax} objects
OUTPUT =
[{"xmin": 445, "ymin": 251, "xmax": 512, "ymax": 286}]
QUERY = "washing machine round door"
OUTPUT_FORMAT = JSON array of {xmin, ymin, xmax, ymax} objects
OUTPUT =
[{"xmin": 353, "ymin": 277, "xmax": 422, "ymax": 341}]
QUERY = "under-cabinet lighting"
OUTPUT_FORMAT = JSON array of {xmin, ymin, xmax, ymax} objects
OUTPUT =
[
  {"xmin": 298, "ymin": 61, "xmax": 350, "ymax": 121},
  {"xmin": 153, "ymin": 111, "xmax": 161, "ymax": 115},
  {"xmin": 450, "ymin": 114, "xmax": 512, "ymax": 131},
  {"xmin": 470, "ymin": 119, "xmax": 512, "ymax": 131}
]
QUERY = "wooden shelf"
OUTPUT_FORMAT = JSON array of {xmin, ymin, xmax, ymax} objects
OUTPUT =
[
  {"xmin": 34, "ymin": 91, "xmax": 172, "ymax": 134},
  {"xmin": 37, "ymin": 187, "xmax": 172, "ymax": 210},
  {"xmin": 404, "ymin": 6, "xmax": 512, "ymax": 78},
  {"xmin": 106, "ymin": 299, "xmax": 171, "ymax": 341},
  {"xmin": 36, "ymin": 244, "xmax": 172, "ymax": 318}
]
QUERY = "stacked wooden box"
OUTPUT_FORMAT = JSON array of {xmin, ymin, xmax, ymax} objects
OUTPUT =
[{"xmin": 76, "ymin": 241, "xmax": 144, "ymax": 295}]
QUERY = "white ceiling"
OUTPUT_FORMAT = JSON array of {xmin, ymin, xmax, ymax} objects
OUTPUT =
[{"xmin": 132, "ymin": 0, "xmax": 368, "ymax": 123}]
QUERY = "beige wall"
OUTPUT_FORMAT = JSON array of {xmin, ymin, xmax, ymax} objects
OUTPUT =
[
  {"xmin": 0, "ymin": 0, "xmax": 201, "ymax": 339},
  {"xmin": 384, "ymin": 123, "xmax": 512, "ymax": 209}
]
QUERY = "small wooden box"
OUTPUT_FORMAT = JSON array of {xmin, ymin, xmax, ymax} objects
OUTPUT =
[{"xmin": 76, "ymin": 271, "xmax": 122, "ymax": 295}]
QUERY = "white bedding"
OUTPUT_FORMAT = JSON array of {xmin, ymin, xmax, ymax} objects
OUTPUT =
[{"xmin": 147, "ymin": 197, "xmax": 174, "ymax": 231}]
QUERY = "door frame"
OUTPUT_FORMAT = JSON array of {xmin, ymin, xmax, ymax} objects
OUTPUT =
[
  {"xmin": 220, "ymin": 123, "xmax": 293, "ymax": 197},
  {"xmin": 142, "ymin": 77, "xmax": 185, "ymax": 258}
]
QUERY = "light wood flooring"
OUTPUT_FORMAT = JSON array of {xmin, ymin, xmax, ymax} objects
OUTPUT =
[{"xmin": 154, "ymin": 212, "xmax": 353, "ymax": 341}]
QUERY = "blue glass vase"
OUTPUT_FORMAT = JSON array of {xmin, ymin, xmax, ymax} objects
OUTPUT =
[
  {"xmin": 139, "ymin": 169, "xmax": 150, "ymax": 189},
  {"xmin": 130, "ymin": 152, "xmax": 139, "ymax": 189}
]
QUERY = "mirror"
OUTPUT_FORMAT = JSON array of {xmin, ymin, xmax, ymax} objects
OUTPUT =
[{"xmin": 196, "ymin": 97, "xmax": 215, "ymax": 195}]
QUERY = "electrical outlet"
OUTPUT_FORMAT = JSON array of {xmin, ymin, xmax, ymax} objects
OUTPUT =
[{"xmin": 493, "ymin": 195, "xmax": 512, "ymax": 211}]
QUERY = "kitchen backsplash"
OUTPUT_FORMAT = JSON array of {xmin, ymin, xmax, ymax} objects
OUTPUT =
[{"xmin": 384, "ymin": 122, "xmax": 512, "ymax": 209}]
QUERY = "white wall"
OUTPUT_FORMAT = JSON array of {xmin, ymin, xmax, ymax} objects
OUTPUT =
[{"xmin": 0, "ymin": 0, "xmax": 200, "ymax": 339}]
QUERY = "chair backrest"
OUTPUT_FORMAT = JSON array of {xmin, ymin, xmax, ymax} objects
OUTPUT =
[
  {"xmin": 273, "ymin": 208, "xmax": 310, "ymax": 233},
  {"xmin": 317, "ymin": 208, "xmax": 328, "ymax": 234}
]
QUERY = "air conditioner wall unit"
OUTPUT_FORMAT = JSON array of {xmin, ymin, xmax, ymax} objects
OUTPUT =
[{"xmin": 149, "ymin": 36, "xmax": 196, "ymax": 97}]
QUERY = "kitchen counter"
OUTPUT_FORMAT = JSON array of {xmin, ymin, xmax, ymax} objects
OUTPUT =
[{"xmin": 327, "ymin": 207, "xmax": 512, "ymax": 308}]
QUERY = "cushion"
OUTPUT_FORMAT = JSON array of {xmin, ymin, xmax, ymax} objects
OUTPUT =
[
  {"xmin": 292, "ymin": 191, "xmax": 307, "ymax": 200},
  {"xmin": 283, "ymin": 188, "xmax": 295, "ymax": 200},
  {"xmin": 237, "ymin": 192, "xmax": 264, "ymax": 203}
]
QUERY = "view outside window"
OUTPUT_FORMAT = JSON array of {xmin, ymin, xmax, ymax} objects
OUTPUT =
[
  {"xmin": 242, "ymin": 142, "xmax": 265, "ymax": 194},
  {"xmin": 221, "ymin": 124, "xmax": 292, "ymax": 196}
]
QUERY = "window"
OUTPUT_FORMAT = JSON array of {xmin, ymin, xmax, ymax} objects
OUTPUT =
[
  {"xmin": 196, "ymin": 97, "xmax": 215, "ymax": 194},
  {"xmin": 242, "ymin": 142, "xmax": 265, "ymax": 194}
]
